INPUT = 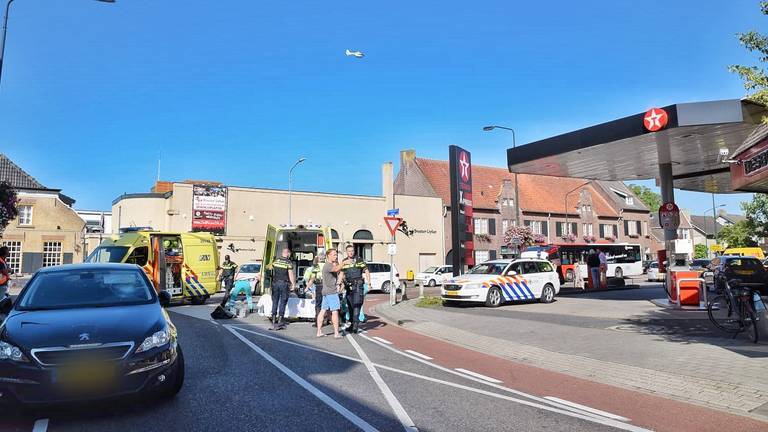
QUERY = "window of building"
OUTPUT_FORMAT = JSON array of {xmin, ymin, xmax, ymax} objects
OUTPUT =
[
  {"xmin": 625, "ymin": 196, "xmax": 634, "ymax": 205},
  {"xmin": 43, "ymin": 242, "xmax": 62, "ymax": 267},
  {"xmin": 582, "ymin": 223, "xmax": 593, "ymax": 236},
  {"xmin": 474, "ymin": 218, "xmax": 489, "ymax": 235},
  {"xmin": 600, "ymin": 224, "xmax": 616, "ymax": 238},
  {"xmin": 501, "ymin": 198, "xmax": 514, "ymax": 207},
  {"xmin": 642, "ymin": 221, "xmax": 647, "ymax": 236},
  {"xmin": 1, "ymin": 241, "xmax": 22, "ymax": 274},
  {"xmin": 474, "ymin": 250, "xmax": 490, "ymax": 264},
  {"xmin": 677, "ymin": 228, "xmax": 690, "ymax": 240},
  {"xmin": 555, "ymin": 222, "xmax": 577, "ymax": 237},
  {"xmin": 502, "ymin": 219, "xmax": 510, "ymax": 233},
  {"xmin": 18, "ymin": 205, "xmax": 33, "ymax": 226}
]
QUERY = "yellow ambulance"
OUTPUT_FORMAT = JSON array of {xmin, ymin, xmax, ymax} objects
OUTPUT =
[
  {"xmin": 87, "ymin": 228, "xmax": 220, "ymax": 304},
  {"xmin": 259, "ymin": 224, "xmax": 333, "ymax": 296}
]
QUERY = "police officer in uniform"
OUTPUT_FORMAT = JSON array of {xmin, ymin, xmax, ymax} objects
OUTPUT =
[
  {"xmin": 340, "ymin": 244, "xmax": 372, "ymax": 333},
  {"xmin": 219, "ymin": 255, "xmax": 238, "ymax": 294},
  {"xmin": 269, "ymin": 247, "xmax": 296, "ymax": 330}
]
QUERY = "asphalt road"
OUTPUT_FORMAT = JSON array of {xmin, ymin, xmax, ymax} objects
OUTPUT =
[{"xmin": 1, "ymin": 298, "xmax": 650, "ymax": 432}]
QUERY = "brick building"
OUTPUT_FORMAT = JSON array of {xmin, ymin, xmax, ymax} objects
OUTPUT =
[{"xmin": 395, "ymin": 150, "xmax": 661, "ymax": 264}]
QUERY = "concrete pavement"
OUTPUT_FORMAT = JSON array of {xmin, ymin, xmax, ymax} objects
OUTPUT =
[{"xmin": 375, "ymin": 286, "xmax": 768, "ymax": 422}]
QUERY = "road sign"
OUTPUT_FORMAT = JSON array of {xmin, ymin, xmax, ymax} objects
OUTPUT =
[
  {"xmin": 387, "ymin": 243, "xmax": 397, "ymax": 255},
  {"xmin": 658, "ymin": 202, "xmax": 680, "ymax": 230},
  {"xmin": 387, "ymin": 208, "xmax": 400, "ymax": 216},
  {"xmin": 384, "ymin": 217, "xmax": 403, "ymax": 237}
]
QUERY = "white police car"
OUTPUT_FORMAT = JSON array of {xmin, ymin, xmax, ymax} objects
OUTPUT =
[{"xmin": 441, "ymin": 259, "xmax": 560, "ymax": 307}]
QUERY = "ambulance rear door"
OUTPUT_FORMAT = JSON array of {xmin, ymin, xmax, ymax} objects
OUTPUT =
[
  {"xmin": 260, "ymin": 225, "xmax": 278, "ymax": 295},
  {"xmin": 181, "ymin": 233, "xmax": 219, "ymax": 297}
]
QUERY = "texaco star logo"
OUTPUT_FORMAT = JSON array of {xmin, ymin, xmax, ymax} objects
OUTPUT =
[
  {"xmin": 459, "ymin": 151, "xmax": 470, "ymax": 182},
  {"xmin": 644, "ymin": 108, "xmax": 668, "ymax": 132}
]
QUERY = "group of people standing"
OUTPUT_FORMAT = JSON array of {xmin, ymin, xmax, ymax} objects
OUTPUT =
[
  {"xmin": 586, "ymin": 248, "xmax": 607, "ymax": 289},
  {"xmin": 306, "ymin": 245, "xmax": 371, "ymax": 338}
]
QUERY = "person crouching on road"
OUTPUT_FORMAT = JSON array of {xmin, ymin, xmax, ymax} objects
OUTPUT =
[
  {"xmin": 269, "ymin": 247, "xmax": 296, "ymax": 331},
  {"xmin": 305, "ymin": 254, "xmax": 326, "ymax": 328},
  {"xmin": 316, "ymin": 249, "xmax": 343, "ymax": 339},
  {"xmin": 340, "ymin": 245, "xmax": 372, "ymax": 334}
]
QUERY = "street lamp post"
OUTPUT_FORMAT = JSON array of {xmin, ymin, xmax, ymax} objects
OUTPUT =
[
  {"xmin": 288, "ymin": 157, "xmax": 306, "ymax": 225},
  {"xmin": 0, "ymin": 0, "xmax": 115, "ymax": 89},
  {"xmin": 483, "ymin": 125, "xmax": 520, "ymax": 229}
]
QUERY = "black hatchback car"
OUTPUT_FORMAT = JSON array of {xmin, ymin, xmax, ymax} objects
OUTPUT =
[
  {"xmin": 0, "ymin": 264, "xmax": 184, "ymax": 405},
  {"xmin": 713, "ymin": 255, "xmax": 768, "ymax": 295}
]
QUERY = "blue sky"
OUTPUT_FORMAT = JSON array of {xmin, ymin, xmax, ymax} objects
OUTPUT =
[{"xmin": 0, "ymin": 0, "xmax": 762, "ymax": 215}]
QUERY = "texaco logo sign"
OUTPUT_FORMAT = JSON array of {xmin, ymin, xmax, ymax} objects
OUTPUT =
[
  {"xmin": 643, "ymin": 108, "xmax": 668, "ymax": 132},
  {"xmin": 459, "ymin": 151, "xmax": 471, "ymax": 182}
]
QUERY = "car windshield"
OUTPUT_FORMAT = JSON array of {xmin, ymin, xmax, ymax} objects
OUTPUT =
[
  {"xmin": 726, "ymin": 258, "xmax": 764, "ymax": 271},
  {"xmin": 17, "ymin": 268, "xmax": 154, "ymax": 311},
  {"xmin": 239, "ymin": 264, "xmax": 261, "ymax": 273},
  {"xmin": 86, "ymin": 246, "xmax": 129, "ymax": 263},
  {"xmin": 468, "ymin": 263, "xmax": 506, "ymax": 275},
  {"xmin": 424, "ymin": 267, "xmax": 438, "ymax": 273}
]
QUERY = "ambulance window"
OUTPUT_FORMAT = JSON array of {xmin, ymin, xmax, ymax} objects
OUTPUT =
[{"xmin": 126, "ymin": 246, "xmax": 149, "ymax": 267}]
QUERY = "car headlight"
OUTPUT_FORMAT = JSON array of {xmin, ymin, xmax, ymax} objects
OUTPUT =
[
  {"xmin": 0, "ymin": 341, "xmax": 29, "ymax": 362},
  {"xmin": 464, "ymin": 283, "xmax": 482, "ymax": 290},
  {"xmin": 135, "ymin": 329, "xmax": 171, "ymax": 354}
]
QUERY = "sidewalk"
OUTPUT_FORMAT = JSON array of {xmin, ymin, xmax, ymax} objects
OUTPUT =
[{"xmin": 375, "ymin": 296, "xmax": 768, "ymax": 422}]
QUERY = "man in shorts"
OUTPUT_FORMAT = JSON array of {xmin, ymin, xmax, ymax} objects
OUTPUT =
[{"xmin": 316, "ymin": 249, "xmax": 343, "ymax": 339}]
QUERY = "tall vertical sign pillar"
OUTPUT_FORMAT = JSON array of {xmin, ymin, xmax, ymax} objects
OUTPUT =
[{"xmin": 449, "ymin": 145, "xmax": 474, "ymax": 276}]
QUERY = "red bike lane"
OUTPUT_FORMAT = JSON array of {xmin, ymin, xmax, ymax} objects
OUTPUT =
[{"xmin": 361, "ymin": 298, "xmax": 767, "ymax": 432}]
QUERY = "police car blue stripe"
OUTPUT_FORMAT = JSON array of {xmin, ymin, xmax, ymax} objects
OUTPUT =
[
  {"xmin": 520, "ymin": 281, "xmax": 536, "ymax": 299},
  {"xmin": 504, "ymin": 283, "xmax": 520, "ymax": 300},
  {"xmin": 512, "ymin": 282, "xmax": 530, "ymax": 299},
  {"xmin": 499, "ymin": 284, "xmax": 515, "ymax": 301}
]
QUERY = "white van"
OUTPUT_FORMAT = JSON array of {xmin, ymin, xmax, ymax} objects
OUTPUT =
[{"xmin": 367, "ymin": 262, "xmax": 402, "ymax": 293}]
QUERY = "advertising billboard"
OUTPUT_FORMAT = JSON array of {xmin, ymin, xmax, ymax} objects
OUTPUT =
[{"xmin": 192, "ymin": 184, "xmax": 227, "ymax": 235}]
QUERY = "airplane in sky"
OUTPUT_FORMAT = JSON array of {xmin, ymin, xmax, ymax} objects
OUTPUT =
[{"xmin": 345, "ymin": 49, "xmax": 364, "ymax": 58}]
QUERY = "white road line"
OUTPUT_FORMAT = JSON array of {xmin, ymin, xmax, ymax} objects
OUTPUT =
[
  {"xmin": 403, "ymin": 350, "xmax": 433, "ymax": 360},
  {"xmin": 371, "ymin": 336, "xmax": 392, "ymax": 345},
  {"xmin": 229, "ymin": 326, "xmax": 650, "ymax": 432},
  {"xmin": 32, "ymin": 419, "xmax": 49, "ymax": 432},
  {"xmin": 454, "ymin": 368, "xmax": 502, "ymax": 384},
  {"xmin": 358, "ymin": 333, "xmax": 649, "ymax": 432},
  {"xmin": 223, "ymin": 325, "xmax": 379, "ymax": 432},
  {"xmin": 544, "ymin": 397, "xmax": 631, "ymax": 422},
  {"xmin": 347, "ymin": 335, "xmax": 418, "ymax": 432}
]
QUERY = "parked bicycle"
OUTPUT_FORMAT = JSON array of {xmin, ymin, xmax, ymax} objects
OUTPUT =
[{"xmin": 707, "ymin": 278, "xmax": 766, "ymax": 343}]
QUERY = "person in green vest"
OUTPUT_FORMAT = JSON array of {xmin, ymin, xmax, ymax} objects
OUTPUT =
[{"xmin": 219, "ymin": 255, "xmax": 238, "ymax": 293}]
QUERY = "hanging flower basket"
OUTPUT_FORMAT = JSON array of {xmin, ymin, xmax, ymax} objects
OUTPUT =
[
  {"xmin": 475, "ymin": 233, "xmax": 492, "ymax": 242},
  {"xmin": 566, "ymin": 233, "xmax": 577, "ymax": 242},
  {"xmin": 607, "ymin": 235, "xmax": 617, "ymax": 242},
  {"xmin": 0, "ymin": 182, "xmax": 19, "ymax": 236},
  {"xmin": 583, "ymin": 235, "xmax": 596, "ymax": 243}
]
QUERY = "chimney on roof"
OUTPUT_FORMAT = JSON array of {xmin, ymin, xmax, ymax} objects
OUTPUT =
[{"xmin": 400, "ymin": 149, "xmax": 416, "ymax": 165}]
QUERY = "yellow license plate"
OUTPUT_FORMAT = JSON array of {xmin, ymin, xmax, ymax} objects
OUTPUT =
[
  {"xmin": 55, "ymin": 363, "xmax": 115, "ymax": 390},
  {"xmin": 445, "ymin": 291, "xmax": 459, "ymax": 296},
  {"xmin": 735, "ymin": 270, "xmax": 754, "ymax": 275}
]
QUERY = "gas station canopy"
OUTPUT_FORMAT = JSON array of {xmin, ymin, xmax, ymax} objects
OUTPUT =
[{"xmin": 506, "ymin": 99, "xmax": 767, "ymax": 193}]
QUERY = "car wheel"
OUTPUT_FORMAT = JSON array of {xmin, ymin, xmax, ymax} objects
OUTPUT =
[
  {"xmin": 565, "ymin": 269, "xmax": 574, "ymax": 282},
  {"xmin": 485, "ymin": 286, "xmax": 503, "ymax": 308},
  {"xmin": 539, "ymin": 284, "xmax": 555, "ymax": 303},
  {"xmin": 614, "ymin": 267, "xmax": 623, "ymax": 279},
  {"xmin": 160, "ymin": 345, "xmax": 185, "ymax": 398},
  {"xmin": 190, "ymin": 295, "xmax": 208, "ymax": 305},
  {"xmin": 428, "ymin": 279, "xmax": 437, "ymax": 287},
  {"xmin": 381, "ymin": 281, "xmax": 392, "ymax": 294}
]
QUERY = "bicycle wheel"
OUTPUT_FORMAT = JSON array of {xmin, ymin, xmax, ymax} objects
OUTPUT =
[
  {"xmin": 742, "ymin": 307, "xmax": 759, "ymax": 344},
  {"xmin": 708, "ymin": 295, "xmax": 741, "ymax": 333}
]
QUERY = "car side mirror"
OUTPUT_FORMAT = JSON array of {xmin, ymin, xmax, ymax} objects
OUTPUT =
[
  {"xmin": 158, "ymin": 290, "xmax": 172, "ymax": 308},
  {"xmin": 0, "ymin": 297, "xmax": 12, "ymax": 315}
]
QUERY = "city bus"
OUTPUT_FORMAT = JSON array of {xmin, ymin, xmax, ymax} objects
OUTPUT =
[{"xmin": 522, "ymin": 243, "xmax": 643, "ymax": 281}]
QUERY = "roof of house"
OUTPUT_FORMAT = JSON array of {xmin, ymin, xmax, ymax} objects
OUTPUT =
[
  {"xmin": 593, "ymin": 181, "xmax": 650, "ymax": 212},
  {"xmin": 720, "ymin": 212, "xmax": 746, "ymax": 224},
  {"xmin": 0, "ymin": 154, "xmax": 47, "ymax": 190},
  {"xmin": 413, "ymin": 158, "xmax": 619, "ymax": 216},
  {"xmin": 690, "ymin": 215, "xmax": 722, "ymax": 236}
]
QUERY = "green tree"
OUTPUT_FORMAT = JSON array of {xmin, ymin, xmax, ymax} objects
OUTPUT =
[
  {"xmin": 694, "ymin": 244, "xmax": 708, "ymax": 259},
  {"xmin": 729, "ymin": 1, "xmax": 768, "ymax": 121},
  {"xmin": 627, "ymin": 184, "xmax": 662, "ymax": 211},
  {"xmin": 717, "ymin": 220, "xmax": 757, "ymax": 248},
  {"xmin": 742, "ymin": 193, "xmax": 768, "ymax": 238}
]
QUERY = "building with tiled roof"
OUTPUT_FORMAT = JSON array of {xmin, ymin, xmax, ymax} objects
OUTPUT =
[
  {"xmin": 395, "ymin": 150, "xmax": 661, "ymax": 263},
  {"xmin": 0, "ymin": 154, "xmax": 85, "ymax": 274}
]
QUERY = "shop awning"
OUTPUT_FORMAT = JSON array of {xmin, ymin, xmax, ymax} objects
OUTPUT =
[{"xmin": 506, "ymin": 99, "xmax": 767, "ymax": 193}]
